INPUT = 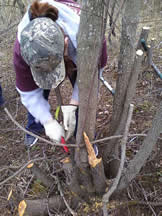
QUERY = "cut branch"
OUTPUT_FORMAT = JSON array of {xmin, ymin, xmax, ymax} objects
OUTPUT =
[
  {"xmin": 18, "ymin": 196, "xmax": 66, "ymax": 216},
  {"xmin": 84, "ymin": 132, "xmax": 107, "ymax": 194},
  {"xmin": 83, "ymin": 132, "xmax": 101, "ymax": 168},
  {"xmin": 136, "ymin": 26, "xmax": 150, "ymax": 50}
]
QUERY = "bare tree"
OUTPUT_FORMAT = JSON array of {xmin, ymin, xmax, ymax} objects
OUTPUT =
[
  {"xmin": 101, "ymin": 0, "xmax": 143, "ymax": 178},
  {"xmin": 1, "ymin": 0, "xmax": 161, "ymax": 215}
]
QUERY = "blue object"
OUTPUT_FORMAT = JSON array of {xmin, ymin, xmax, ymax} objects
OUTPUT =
[
  {"xmin": 141, "ymin": 38, "xmax": 148, "ymax": 51},
  {"xmin": 25, "ymin": 89, "xmax": 50, "ymax": 147}
]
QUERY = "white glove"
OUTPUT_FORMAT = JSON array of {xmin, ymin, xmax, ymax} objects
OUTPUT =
[
  {"xmin": 61, "ymin": 105, "xmax": 78, "ymax": 141},
  {"xmin": 44, "ymin": 119, "xmax": 65, "ymax": 142}
]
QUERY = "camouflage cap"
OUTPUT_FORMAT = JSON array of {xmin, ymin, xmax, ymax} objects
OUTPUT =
[{"xmin": 20, "ymin": 17, "xmax": 65, "ymax": 89}]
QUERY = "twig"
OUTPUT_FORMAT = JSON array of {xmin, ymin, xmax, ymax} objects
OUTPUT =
[
  {"xmin": 117, "ymin": 100, "xmax": 162, "ymax": 192},
  {"xmin": 0, "ymin": 157, "xmax": 45, "ymax": 186},
  {"xmin": 108, "ymin": 200, "xmax": 162, "ymax": 213},
  {"xmin": 92, "ymin": 133, "xmax": 162, "ymax": 144},
  {"xmin": 102, "ymin": 104, "xmax": 134, "ymax": 216},
  {"xmin": 23, "ymin": 175, "xmax": 34, "ymax": 197},
  {"xmin": 0, "ymin": 22, "xmax": 19, "ymax": 34},
  {"xmin": 139, "ymin": 182, "xmax": 157, "ymax": 216},
  {"xmin": 4, "ymin": 107, "xmax": 162, "ymax": 149},
  {"xmin": 108, "ymin": 0, "xmax": 126, "ymax": 43},
  {"xmin": 54, "ymin": 175, "xmax": 77, "ymax": 216},
  {"xmin": 4, "ymin": 107, "xmax": 76, "ymax": 148}
]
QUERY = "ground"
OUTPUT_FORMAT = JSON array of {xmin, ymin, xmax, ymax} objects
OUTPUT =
[{"xmin": 0, "ymin": 30, "xmax": 162, "ymax": 216}]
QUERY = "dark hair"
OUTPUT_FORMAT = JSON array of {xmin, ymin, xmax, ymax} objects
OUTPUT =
[{"xmin": 29, "ymin": 0, "xmax": 58, "ymax": 22}]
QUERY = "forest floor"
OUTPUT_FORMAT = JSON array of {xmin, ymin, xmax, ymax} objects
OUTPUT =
[{"xmin": 0, "ymin": 29, "xmax": 162, "ymax": 216}]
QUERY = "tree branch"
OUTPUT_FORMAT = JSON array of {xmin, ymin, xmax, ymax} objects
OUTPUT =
[
  {"xmin": 102, "ymin": 104, "xmax": 134, "ymax": 216},
  {"xmin": 117, "ymin": 100, "xmax": 162, "ymax": 192},
  {"xmin": 4, "ymin": 107, "xmax": 76, "ymax": 148}
]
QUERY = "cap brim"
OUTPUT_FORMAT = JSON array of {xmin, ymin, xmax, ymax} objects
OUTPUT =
[{"xmin": 31, "ymin": 59, "xmax": 65, "ymax": 89}]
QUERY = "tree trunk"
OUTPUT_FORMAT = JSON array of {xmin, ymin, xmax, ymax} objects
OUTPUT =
[
  {"xmin": 102, "ymin": 0, "xmax": 143, "ymax": 178},
  {"xmin": 73, "ymin": 0, "xmax": 107, "ymax": 197}
]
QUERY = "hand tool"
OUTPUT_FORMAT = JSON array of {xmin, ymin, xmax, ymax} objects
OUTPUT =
[
  {"xmin": 55, "ymin": 106, "xmax": 69, "ymax": 153},
  {"xmin": 99, "ymin": 68, "xmax": 115, "ymax": 95}
]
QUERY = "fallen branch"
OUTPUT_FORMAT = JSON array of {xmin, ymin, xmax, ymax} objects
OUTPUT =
[
  {"xmin": 102, "ymin": 104, "xmax": 134, "ymax": 216},
  {"xmin": 18, "ymin": 196, "xmax": 66, "ymax": 216},
  {"xmin": 139, "ymin": 182, "xmax": 157, "ymax": 216},
  {"xmin": 0, "ymin": 157, "xmax": 45, "ymax": 186},
  {"xmin": 108, "ymin": 200, "xmax": 162, "ymax": 214},
  {"xmin": 55, "ymin": 175, "xmax": 77, "ymax": 216}
]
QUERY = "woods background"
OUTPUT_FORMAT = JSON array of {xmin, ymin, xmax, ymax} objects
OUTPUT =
[{"xmin": 0, "ymin": 0, "xmax": 162, "ymax": 216}]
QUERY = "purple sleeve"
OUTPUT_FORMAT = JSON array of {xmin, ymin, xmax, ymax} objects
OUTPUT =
[{"xmin": 13, "ymin": 37, "xmax": 39, "ymax": 92}]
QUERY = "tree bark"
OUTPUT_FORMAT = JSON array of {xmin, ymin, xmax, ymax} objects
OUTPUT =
[
  {"xmin": 74, "ymin": 0, "xmax": 107, "ymax": 195},
  {"xmin": 84, "ymin": 132, "xmax": 107, "ymax": 194},
  {"xmin": 102, "ymin": 0, "xmax": 143, "ymax": 178},
  {"xmin": 15, "ymin": 0, "xmax": 25, "ymax": 16},
  {"xmin": 18, "ymin": 196, "xmax": 66, "ymax": 216}
]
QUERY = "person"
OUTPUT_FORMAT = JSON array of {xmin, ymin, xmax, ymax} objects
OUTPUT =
[
  {"xmin": 0, "ymin": 84, "xmax": 4, "ymax": 106},
  {"xmin": 13, "ymin": 0, "xmax": 107, "ymax": 148}
]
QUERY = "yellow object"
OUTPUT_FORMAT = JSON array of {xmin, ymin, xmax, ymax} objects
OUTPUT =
[
  {"xmin": 55, "ymin": 106, "xmax": 60, "ymax": 120},
  {"xmin": 7, "ymin": 189, "xmax": 12, "ymax": 201},
  {"xmin": 83, "ymin": 132, "xmax": 101, "ymax": 168},
  {"xmin": 27, "ymin": 163, "xmax": 34, "ymax": 168},
  {"xmin": 60, "ymin": 157, "xmax": 70, "ymax": 163},
  {"xmin": 18, "ymin": 200, "xmax": 27, "ymax": 216}
]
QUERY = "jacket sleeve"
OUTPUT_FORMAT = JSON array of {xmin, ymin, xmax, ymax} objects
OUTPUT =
[{"xmin": 17, "ymin": 87, "xmax": 52, "ymax": 125}]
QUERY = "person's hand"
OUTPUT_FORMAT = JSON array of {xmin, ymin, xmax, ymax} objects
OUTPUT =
[
  {"xmin": 44, "ymin": 119, "xmax": 65, "ymax": 142},
  {"xmin": 61, "ymin": 105, "xmax": 78, "ymax": 141}
]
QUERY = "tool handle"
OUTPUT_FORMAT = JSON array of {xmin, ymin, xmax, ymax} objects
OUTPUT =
[{"xmin": 61, "ymin": 136, "xmax": 69, "ymax": 153}]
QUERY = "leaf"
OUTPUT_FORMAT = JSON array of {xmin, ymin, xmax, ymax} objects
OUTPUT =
[
  {"xmin": 27, "ymin": 163, "xmax": 34, "ymax": 168},
  {"xmin": 18, "ymin": 200, "xmax": 27, "ymax": 216}
]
